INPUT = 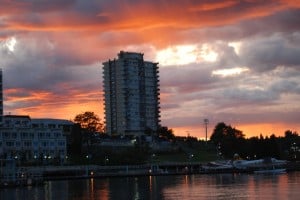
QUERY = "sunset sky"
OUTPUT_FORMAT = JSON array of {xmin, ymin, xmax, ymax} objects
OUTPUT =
[{"xmin": 0, "ymin": 0, "xmax": 299, "ymax": 138}]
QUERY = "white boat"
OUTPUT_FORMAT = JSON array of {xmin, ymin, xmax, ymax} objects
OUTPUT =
[
  {"xmin": 202, "ymin": 160, "xmax": 233, "ymax": 171},
  {"xmin": 233, "ymin": 158, "xmax": 287, "ymax": 170},
  {"xmin": 254, "ymin": 168, "xmax": 286, "ymax": 174}
]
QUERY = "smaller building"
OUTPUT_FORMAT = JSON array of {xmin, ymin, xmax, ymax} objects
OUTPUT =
[{"xmin": 0, "ymin": 115, "xmax": 73, "ymax": 164}]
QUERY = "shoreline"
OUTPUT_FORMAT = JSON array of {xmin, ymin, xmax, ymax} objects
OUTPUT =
[
  {"xmin": 23, "ymin": 161, "xmax": 300, "ymax": 180},
  {"xmin": 1, "ymin": 161, "xmax": 299, "ymax": 187}
]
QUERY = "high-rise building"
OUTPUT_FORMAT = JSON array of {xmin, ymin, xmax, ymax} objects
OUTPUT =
[{"xmin": 103, "ymin": 51, "xmax": 160, "ymax": 136}]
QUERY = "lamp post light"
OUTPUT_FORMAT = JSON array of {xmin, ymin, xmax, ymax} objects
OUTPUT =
[
  {"xmin": 43, "ymin": 155, "xmax": 48, "ymax": 165},
  {"xmin": 188, "ymin": 154, "xmax": 194, "ymax": 173},
  {"xmin": 14, "ymin": 155, "xmax": 19, "ymax": 166},
  {"xmin": 189, "ymin": 154, "xmax": 194, "ymax": 162},
  {"xmin": 150, "ymin": 154, "xmax": 156, "ymax": 173},
  {"xmin": 204, "ymin": 119, "xmax": 209, "ymax": 144},
  {"xmin": 104, "ymin": 157, "xmax": 109, "ymax": 166},
  {"xmin": 86, "ymin": 154, "xmax": 92, "ymax": 165},
  {"xmin": 34, "ymin": 155, "xmax": 37, "ymax": 166},
  {"xmin": 85, "ymin": 155, "xmax": 92, "ymax": 176},
  {"xmin": 152, "ymin": 154, "xmax": 156, "ymax": 162}
]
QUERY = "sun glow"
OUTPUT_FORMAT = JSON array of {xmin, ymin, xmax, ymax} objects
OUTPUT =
[
  {"xmin": 155, "ymin": 44, "xmax": 218, "ymax": 66},
  {"xmin": 212, "ymin": 67, "xmax": 249, "ymax": 77},
  {"xmin": 199, "ymin": 44, "xmax": 218, "ymax": 62},
  {"xmin": 5, "ymin": 37, "xmax": 17, "ymax": 52},
  {"xmin": 155, "ymin": 45, "xmax": 198, "ymax": 66}
]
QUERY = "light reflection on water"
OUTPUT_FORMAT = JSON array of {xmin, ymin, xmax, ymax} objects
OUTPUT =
[{"xmin": 1, "ymin": 172, "xmax": 300, "ymax": 200}]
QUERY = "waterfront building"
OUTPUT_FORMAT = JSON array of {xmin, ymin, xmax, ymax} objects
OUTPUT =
[
  {"xmin": 0, "ymin": 115, "xmax": 73, "ymax": 163},
  {"xmin": 103, "ymin": 51, "xmax": 160, "ymax": 136}
]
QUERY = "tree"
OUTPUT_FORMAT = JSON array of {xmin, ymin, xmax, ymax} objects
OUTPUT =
[
  {"xmin": 73, "ymin": 111, "xmax": 104, "ymax": 151},
  {"xmin": 210, "ymin": 122, "xmax": 245, "ymax": 158},
  {"xmin": 73, "ymin": 111, "xmax": 103, "ymax": 133},
  {"xmin": 157, "ymin": 126, "xmax": 175, "ymax": 141}
]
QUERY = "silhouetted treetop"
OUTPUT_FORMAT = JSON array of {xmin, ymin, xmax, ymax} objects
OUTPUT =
[
  {"xmin": 210, "ymin": 122, "xmax": 245, "ymax": 145},
  {"xmin": 73, "ymin": 111, "xmax": 103, "ymax": 133}
]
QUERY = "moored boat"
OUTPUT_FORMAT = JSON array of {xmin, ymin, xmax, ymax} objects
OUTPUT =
[
  {"xmin": 202, "ymin": 160, "xmax": 233, "ymax": 172},
  {"xmin": 254, "ymin": 168, "xmax": 286, "ymax": 174}
]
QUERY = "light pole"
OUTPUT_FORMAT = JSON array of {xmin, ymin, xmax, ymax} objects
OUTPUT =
[
  {"xmin": 104, "ymin": 157, "xmax": 109, "ymax": 166},
  {"xmin": 204, "ymin": 119, "xmax": 209, "ymax": 144}
]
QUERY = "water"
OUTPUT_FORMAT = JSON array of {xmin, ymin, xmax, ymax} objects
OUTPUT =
[{"xmin": 1, "ymin": 172, "xmax": 300, "ymax": 200}]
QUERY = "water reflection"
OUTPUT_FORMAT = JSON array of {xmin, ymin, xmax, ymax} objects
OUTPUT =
[{"xmin": 1, "ymin": 172, "xmax": 300, "ymax": 199}]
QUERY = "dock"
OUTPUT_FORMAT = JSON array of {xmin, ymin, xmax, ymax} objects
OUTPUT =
[{"xmin": 1, "ymin": 160, "xmax": 300, "ymax": 187}]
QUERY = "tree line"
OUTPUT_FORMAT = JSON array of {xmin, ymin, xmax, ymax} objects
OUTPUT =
[
  {"xmin": 210, "ymin": 122, "xmax": 300, "ymax": 161},
  {"xmin": 69, "ymin": 112, "xmax": 300, "ymax": 163}
]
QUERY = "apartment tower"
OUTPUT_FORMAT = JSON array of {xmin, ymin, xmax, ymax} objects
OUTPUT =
[{"xmin": 103, "ymin": 51, "xmax": 160, "ymax": 136}]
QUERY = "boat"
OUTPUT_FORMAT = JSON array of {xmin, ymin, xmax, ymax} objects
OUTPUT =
[
  {"xmin": 254, "ymin": 168, "xmax": 286, "ymax": 174},
  {"xmin": 202, "ymin": 160, "xmax": 233, "ymax": 172},
  {"xmin": 232, "ymin": 157, "xmax": 287, "ymax": 170}
]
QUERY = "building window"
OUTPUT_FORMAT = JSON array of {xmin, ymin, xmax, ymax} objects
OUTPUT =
[
  {"xmin": 6, "ymin": 141, "xmax": 14, "ymax": 146},
  {"xmin": 24, "ymin": 141, "xmax": 32, "ymax": 147},
  {"xmin": 39, "ymin": 132, "xmax": 44, "ymax": 138},
  {"xmin": 58, "ymin": 141, "xmax": 65, "ymax": 146},
  {"xmin": 42, "ymin": 141, "xmax": 48, "ymax": 147}
]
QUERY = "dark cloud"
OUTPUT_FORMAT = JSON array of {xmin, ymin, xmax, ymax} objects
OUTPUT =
[
  {"xmin": 1, "ymin": 36, "xmax": 101, "ymax": 95},
  {"xmin": 160, "ymin": 64, "xmax": 217, "ymax": 92},
  {"xmin": 270, "ymin": 79, "xmax": 300, "ymax": 94},
  {"xmin": 180, "ymin": 9, "xmax": 300, "ymax": 46},
  {"xmin": 222, "ymin": 88, "xmax": 279, "ymax": 103},
  {"xmin": 240, "ymin": 34, "xmax": 300, "ymax": 72},
  {"xmin": 0, "ymin": 0, "xmax": 76, "ymax": 13},
  {"xmin": 216, "ymin": 110, "xmax": 300, "ymax": 125}
]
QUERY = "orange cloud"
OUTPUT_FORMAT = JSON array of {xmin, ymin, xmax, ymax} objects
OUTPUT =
[
  {"xmin": 4, "ymin": 88, "xmax": 104, "ymax": 121},
  {"xmin": 1, "ymin": 0, "xmax": 296, "ymax": 34},
  {"xmin": 1, "ymin": 0, "xmax": 297, "ymax": 54},
  {"xmin": 281, "ymin": 0, "xmax": 300, "ymax": 7},
  {"xmin": 15, "ymin": 100, "xmax": 103, "ymax": 122},
  {"xmin": 1, "ymin": 1, "xmax": 300, "ymax": 139}
]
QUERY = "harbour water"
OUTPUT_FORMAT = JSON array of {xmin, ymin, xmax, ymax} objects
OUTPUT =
[{"xmin": 1, "ymin": 172, "xmax": 300, "ymax": 200}]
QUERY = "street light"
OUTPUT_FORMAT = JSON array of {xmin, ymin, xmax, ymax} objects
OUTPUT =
[
  {"xmin": 104, "ymin": 157, "xmax": 109, "ymax": 165},
  {"xmin": 204, "ymin": 119, "xmax": 209, "ymax": 144},
  {"xmin": 189, "ymin": 154, "xmax": 194, "ymax": 162},
  {"xmin": 34, "ymin": 155, "xmax": 38, "ymax": 165}
]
